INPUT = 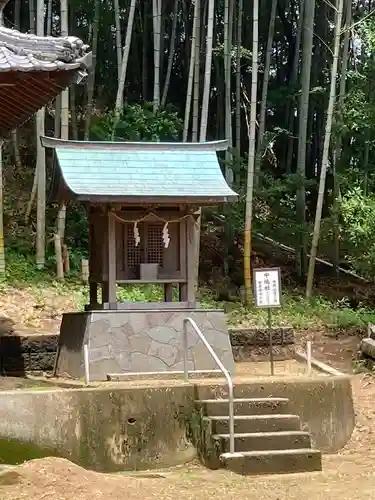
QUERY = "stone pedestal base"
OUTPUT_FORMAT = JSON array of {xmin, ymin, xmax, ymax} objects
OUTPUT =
[{"xmin": 56, "ymin": 308, "xmax": 235, "ymax": 381}]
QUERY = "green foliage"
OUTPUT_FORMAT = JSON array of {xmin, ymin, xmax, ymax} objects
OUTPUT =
[
  {"xmin": 2, "ymin": 252, "xmax": 373, "ymax": 332},
  {"xmin": 91, "ymin": 102, "xmax": 183, "ymax": 142},
  {"xmin": 229, "ymin": 293, "xmax": 375, "ymax": 330},
  {"xmin": 340, "ymin": 187, "xmax": 375, "ymax": 277}
]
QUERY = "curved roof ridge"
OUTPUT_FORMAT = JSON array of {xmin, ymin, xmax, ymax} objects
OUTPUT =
[{"xmin": 40, "ymin": 136, "xmax": 229, "ymax": 152}]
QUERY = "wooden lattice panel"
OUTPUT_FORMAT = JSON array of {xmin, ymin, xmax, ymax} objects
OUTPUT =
[
  {"xmin": 147, "ymin": 224, "xmax": 164, "ymax": 265},
  {"xmin": 126, "ymin": 224, "xmax": 141, "ymax": 267},
  {"xmin": 125, "ymin": 222, "xmax": 164, "ymax": 267}
]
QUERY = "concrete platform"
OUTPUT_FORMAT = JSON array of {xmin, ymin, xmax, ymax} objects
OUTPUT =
[{"xmin": 0, "ymin": 374, "xmax": 354, "ymax": 472}]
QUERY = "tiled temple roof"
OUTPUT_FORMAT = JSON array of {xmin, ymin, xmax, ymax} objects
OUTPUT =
[
  {"xmin": 0, "ymin": 26, "xmax": 91, "ymax": 72},
  {"xmin": 0, "ymin": 26, "xmax": 91, "ymax": 134}
]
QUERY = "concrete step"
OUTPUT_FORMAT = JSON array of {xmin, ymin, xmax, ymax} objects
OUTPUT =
[
  {"xmin": 204, "ymin": 414, "xmax": 301, "ymax": 434},
  {"xmin": 196, "ymin": 397, "xmax": 290, "ymax": 416},
  {"xmin": 221, "ymin": 448, "xmax": 322, "ymax": 475},
  {"xmin": 213, "ymin": 430, "xmax": 312, "ymax": 452}
]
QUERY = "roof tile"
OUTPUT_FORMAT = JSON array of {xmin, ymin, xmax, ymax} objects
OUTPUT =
[{"xmin": 0, "ymin": 26, "xmax": 91, "ymax": 73}]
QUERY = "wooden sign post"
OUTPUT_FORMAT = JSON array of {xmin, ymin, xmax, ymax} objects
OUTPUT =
[{"xmin": 253, "ymin": 267, "xmax": 282, "ymax": 376}]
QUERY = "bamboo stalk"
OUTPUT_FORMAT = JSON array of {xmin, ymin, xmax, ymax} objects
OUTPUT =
[
  {"xmin": 235, "ymin": 0, "xmax": 243, "ymax": 152},
  {"xmin": 0, "ymin": 141, "xmax": 4, "ymax": 274},
  {"xmin": 182, "ymin": 0, "xmax": 199, "ymax": 141},
  {"xmin": 54, "ymin": 234, "xmax": 64, "ymax": 279},
  {"xmin": 306, "ymin": 0, "xmax": 345, "ymax": 299},
  {"xmin": 199, "ymin": 0, "xmax": 214, "ymax": 140},
  {"xmin": 161, "ymin": 0, "xmax": 179, "ymax": 107},
  {"xmin": 243, "ymin": 0, "xmax": 259, "ymax": 304}
]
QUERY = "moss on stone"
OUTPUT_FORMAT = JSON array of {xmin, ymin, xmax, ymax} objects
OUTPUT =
[{"xmin": 0, "ymin": 438, "xmax": 60, "ymax": 465}]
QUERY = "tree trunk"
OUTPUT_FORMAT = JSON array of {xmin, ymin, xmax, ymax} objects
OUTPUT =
[
  {"xmin": 11, "ymin": 130, "xmax": 21, "ymax": 171},
  {"xmin": 306, "ymin": 0, "xmax": 344, "ymax": 299},
  {"xmin": 29, "ymin": 0, "xmax": 35, "ymax": 32},
  {"xmin": 11, "ymin": 0, "xmax": 22, "ymax": 173},
  {"xmin": 332, "ymin": 0, "xmax": 351, "ymax": 273},
  {"xmin": 193, "ymin": 0, "xmax": 215, "ymax": 291},
  {"xmin": 46, "ymin": 0, "xmax": 52, "ymax": 35},
  {"xmin": 70, "ymin": 86, "xmax": 78, "ymax": 140},
  {"xmin": 36, "ymin": 0, "xmax": 46, "ymax": 269},
  {"xmin": 243, "ymin": 0, "xmax": 259, "ymax": 304},
  {"xmin": 152, "ymin": 0, "xmax": 162, "ymax": 111},
  {"xmin": 199, "ymin": 0, "xmax": 214, "ymax": 140},
  {"xmin": 191, "ymin": 0, "xmax": 201, "ymax": 142},
  {"xmin": 235, "ymin": 0, "xmax": 243, "ymax": 153},
  {"xmin": 114, "ymin": 0, "xmax": 122, "ymax": 82},
  {"xmin": 161, "ymin": 0, "xmax": 179, "ymax": 108},
  {"xmin": 0, "ymin": 0, "xmax": 4, "ymax": 272},
  {"xmin": 84, "ymin": 0, "xmax": 100, "ymax": 140},
  {"xmin": 285, "ymin": 0, "xmax": 304, "ymax": 174},
  {"xmin": 56, "ymin": 0, "xmax": 70, "ymax": 257},
  {"xmin": 142, "ymin": 0, "xmax": 149, "ymax": 100},
  {"xmin": 0, "ymin": 141, "xmax": 4, "ymax": 274},
  {"xmin": 25, "ymin": 168, "xmax": 37, "ymax": 224},
  {"xmin": 14, "ymin": 0, "xmax": 20, "ymax": 31},
  {"xmin": 295, "ymin": 0, "xmax": 315, "ymax": 278},
  {"xmin": 114, "ymin": 0, "xmax": 137, "ymax": 127},
  {"xmin": 224, "ymin": 0, "xmax": 234, "ymax": 180},
  {"xmin": 182, "ymin": 0, "xmax": 199, "ymax": 141},
  {"xmin": 254, "ymin": 0, "xmax": 277, "ymax": 186}
]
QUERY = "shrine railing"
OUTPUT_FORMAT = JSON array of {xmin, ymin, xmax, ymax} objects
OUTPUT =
[{"xmin": 182, "ymin": 317, "xmax": 235, "ymax": 454}]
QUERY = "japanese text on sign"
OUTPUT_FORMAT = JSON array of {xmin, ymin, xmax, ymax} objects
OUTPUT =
[{"xmin": 253, "ymin": 268, "xmax": 281, "ymax": 308}]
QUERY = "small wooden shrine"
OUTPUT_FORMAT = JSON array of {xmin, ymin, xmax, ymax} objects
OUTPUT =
[
  {"xmin": 41, "ymin": 136, "xmax": 237, "ymax": 309},
  {"xmin": 41, "ymin": 136, "xmax": 238, "ymax": 380}
]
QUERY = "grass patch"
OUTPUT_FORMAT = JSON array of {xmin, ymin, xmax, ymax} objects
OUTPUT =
[
  {"xmin": 200, "ymin": 288, "xmax": 375, "ymax": 330},
  {"xmin": 0, "ymin": 252, "xmax": 373, "ymax": 331}
]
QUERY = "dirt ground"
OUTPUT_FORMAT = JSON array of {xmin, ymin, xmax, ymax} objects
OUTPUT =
[{"xmin": 1, "ymin": 338, "xmax": 375, "ymax": 500}]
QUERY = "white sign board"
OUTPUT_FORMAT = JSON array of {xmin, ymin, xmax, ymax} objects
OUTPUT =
[{"xmin": 253, "ymin": 267, "xmax": 281, "ymax": 308}]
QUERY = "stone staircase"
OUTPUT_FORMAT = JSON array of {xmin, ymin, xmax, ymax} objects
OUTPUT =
[{"xmin": 195, "ymin": 397, "xmax": 322, "ymax": 475}]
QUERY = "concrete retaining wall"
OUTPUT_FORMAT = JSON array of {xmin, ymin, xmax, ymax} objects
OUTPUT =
[
  {"xmin": 0, "ymin": 385, "xmax": 196, "ymax": 471},
  {"xmin": 0, "ymin": 375, "xmax": 354, "ymax": 471}
]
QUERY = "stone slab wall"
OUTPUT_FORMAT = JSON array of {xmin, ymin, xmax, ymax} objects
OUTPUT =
[
  {"xmin": 57, "ymin": 309, "xmax": 235, "ymax": 381},
  {"xmin": 230, "ymin": 327, "xmax": 295, "ymax": 362},
  {"xmin": 0, "ymin": 335, "xmax": 58, "ymax": 375},
  {"xmin": 0, "ymin": 326, "xmax": 295, "ymax": 374}
]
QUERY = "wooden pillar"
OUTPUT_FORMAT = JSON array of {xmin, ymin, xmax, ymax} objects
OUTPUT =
[
  {"xmin": 164, "ymin": 283, "xmax": 173, "ymax": 302},
  {"xmin": 186, "ymin": 216, "xmax": 197, "ymax": 306},
  {"xmin": 88, "ymin": 211, "xmax": 98, "ymax": 309},
  {"xmin": 179, "ymin": 220, "xmax": 188, "ymax": 302},
  {"xmin": 89, "ymin": 282, "xmax": 98, "ymax": 308},
  {"xmin": 107, "ymin": 211, "xmax": 117, "ymax": 307}
]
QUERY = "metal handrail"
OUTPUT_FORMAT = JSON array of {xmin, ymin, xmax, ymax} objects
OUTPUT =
[{"xmin": 182, "ymin": 317, "xmax": 235, "ymax": 454}]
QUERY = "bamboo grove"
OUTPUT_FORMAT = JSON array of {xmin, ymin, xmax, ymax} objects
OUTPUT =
[{"xmin": 0, "ymin": 0, "xmax": 375, "ymax": 299}]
